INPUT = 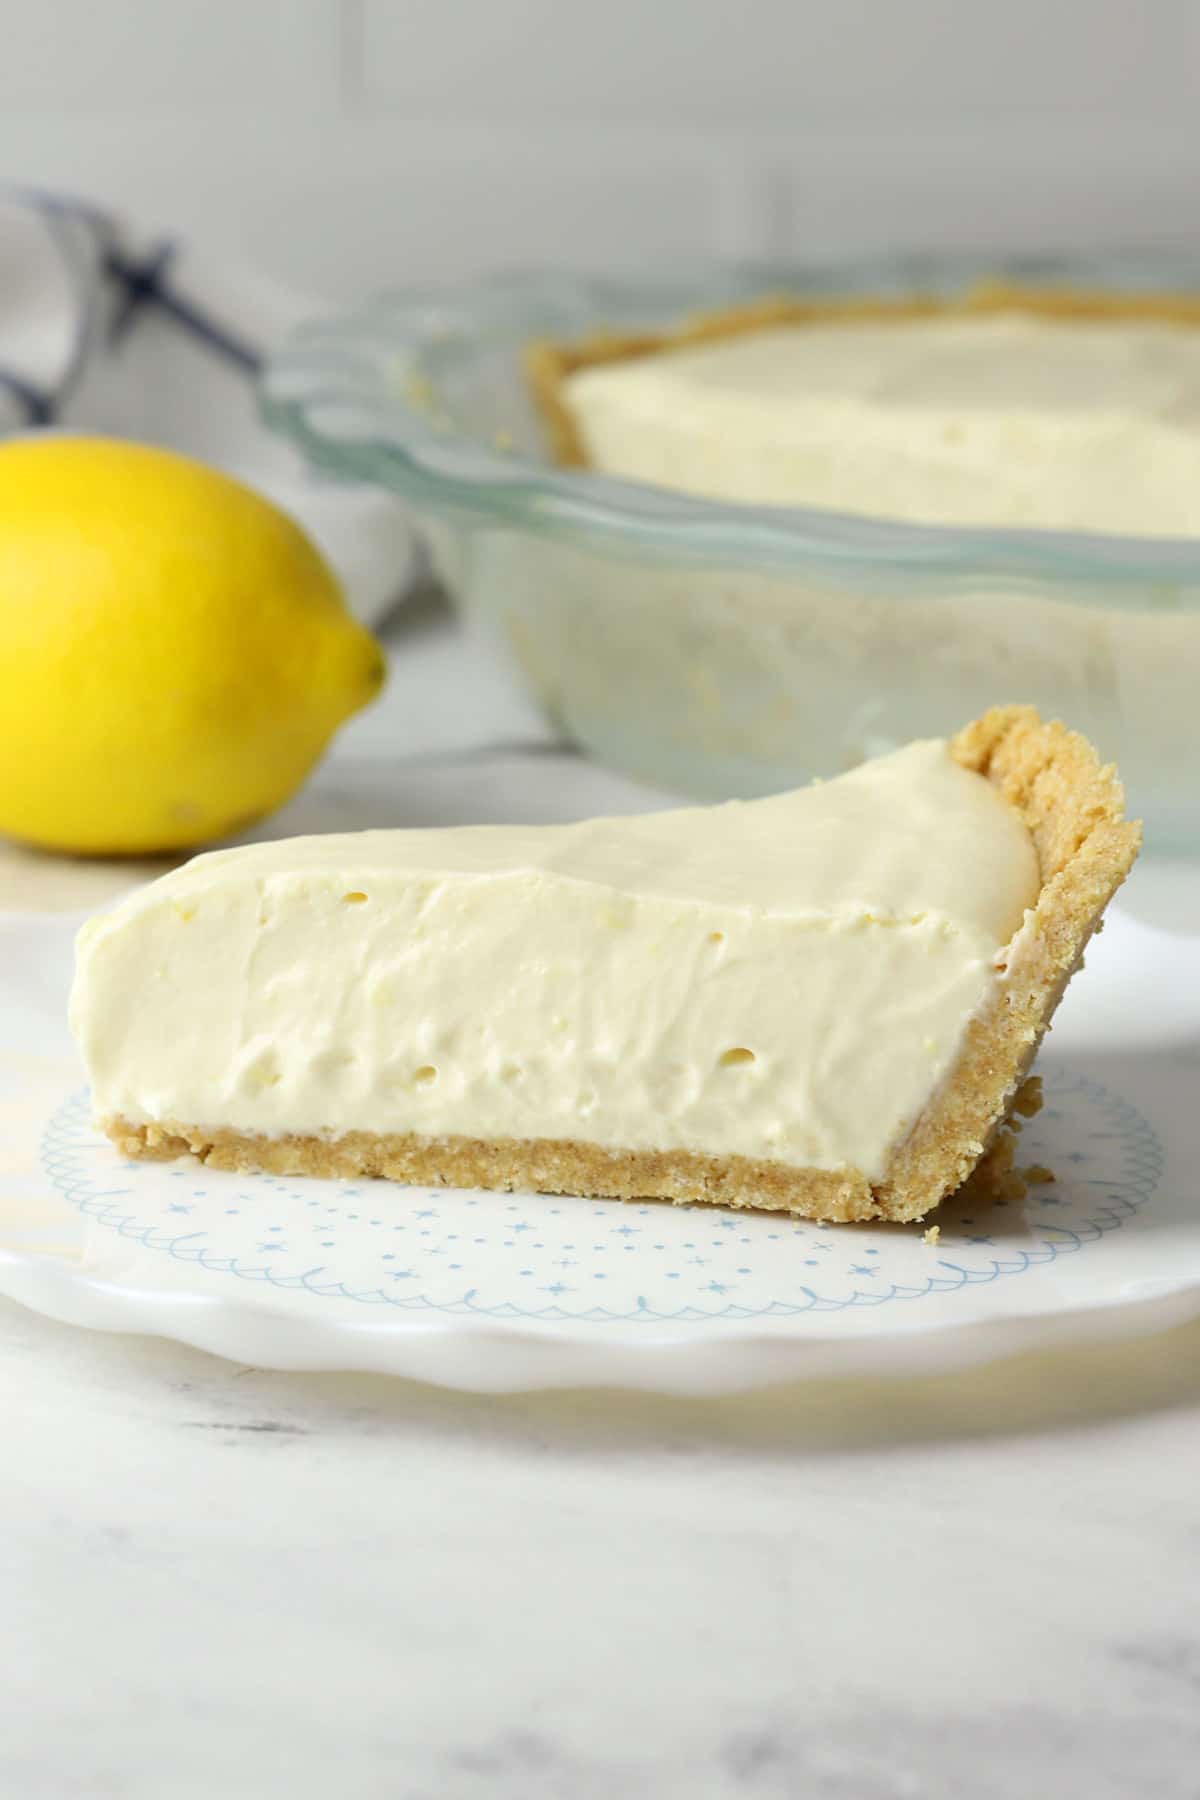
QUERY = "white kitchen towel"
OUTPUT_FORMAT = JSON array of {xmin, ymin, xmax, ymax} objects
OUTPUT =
[{"xmin": 0, "ymin": 188, "xmax": 414, "ymax": 625}]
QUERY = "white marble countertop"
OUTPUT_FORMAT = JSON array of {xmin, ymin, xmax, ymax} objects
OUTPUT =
[{"xmin": 6, "ymin": 599, "xmax": 1200, "ymax": 1800}]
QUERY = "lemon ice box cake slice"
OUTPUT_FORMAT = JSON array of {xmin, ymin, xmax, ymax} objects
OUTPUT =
[{"xmin": 70, "ymin": 708, "xmax": 1139, "ymax": 1223}]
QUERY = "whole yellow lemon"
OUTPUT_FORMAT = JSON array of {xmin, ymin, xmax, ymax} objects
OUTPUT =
[{"xmin": 0, "ymin": 436, "xmax": 385, "ymax": 854}]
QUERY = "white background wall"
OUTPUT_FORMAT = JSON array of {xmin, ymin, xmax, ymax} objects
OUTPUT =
[{"xmin": 0, "ymin": 0, "xmax": 1198, "ymax": 301}]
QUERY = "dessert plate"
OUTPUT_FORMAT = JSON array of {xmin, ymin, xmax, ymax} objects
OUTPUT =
[{"xmin": 0, "ymin": 908, "xmax": 1196, "ymax": 1394}]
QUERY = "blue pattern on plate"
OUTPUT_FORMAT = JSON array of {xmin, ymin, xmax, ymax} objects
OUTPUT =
[{"xmin": 40, "ymin": 1070, "xmax": 1163, "ymax": 1325}]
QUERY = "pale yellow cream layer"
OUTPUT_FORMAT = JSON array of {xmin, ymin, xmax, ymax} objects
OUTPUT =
[
  {"xmin": 70, "ymin": 739, "xmax": 1038, "ymax": 1181},
  {"xmin": 564, "ymin": 313, "xmax": 1200, "ymax": 534}
]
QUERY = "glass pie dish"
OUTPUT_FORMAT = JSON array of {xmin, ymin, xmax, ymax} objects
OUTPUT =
[{"xmin": 261, "ymin": 256, "xmax": 1200, "ymax": 850}]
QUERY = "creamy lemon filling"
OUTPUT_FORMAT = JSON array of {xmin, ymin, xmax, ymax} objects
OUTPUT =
[
  {"xmin": 70, "ymin": 740, "xmax": 1038, "ymax": 1182},
  {"xmin": 563, "ymin": 313, "xmax": 1200, "ymax": 534}
]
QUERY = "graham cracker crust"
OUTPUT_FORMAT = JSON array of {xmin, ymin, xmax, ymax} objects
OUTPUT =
[
  {"xmin": 107, "ymin": 1118, "xmax": 888, "ymax": 1223},
  {"xmin": 526, "ymin": 279, "xmax": 1200, "ymax": 467},
  {"xmin": 100, "ymin": 706, "xmax": 1140, "ymax": 1223}
]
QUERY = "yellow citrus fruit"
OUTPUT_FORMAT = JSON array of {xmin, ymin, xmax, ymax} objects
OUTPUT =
[{"xmin": 0, "ymin": 435, "xmax": 384, "ymax": 854}]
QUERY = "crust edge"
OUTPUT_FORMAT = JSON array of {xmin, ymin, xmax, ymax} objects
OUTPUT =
[
  {"xmin": 526, "ymin": 279, "xmax": 1200, "ymax": 467},
  {"xmin": 872, "ymin": 705, "xmax": 1141, "ymax": 1221}
]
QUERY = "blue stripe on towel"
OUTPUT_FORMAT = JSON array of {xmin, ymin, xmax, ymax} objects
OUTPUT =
[
  {"xmin": 107, "ymin": 240, "xmax": 176, "ymax": 346},
  {"xmin": 0, "ymin": 370, "xmax": 54, "ymax": 423},
  {"xmin": 105, "ymin": 246, "xmax": 262, "ymax": 374}
]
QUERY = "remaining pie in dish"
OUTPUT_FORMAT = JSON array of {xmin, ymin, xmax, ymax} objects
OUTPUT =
[
  {"xmin": 527, "ymin": 282, "xmax": 1200, "ymax": 534},
  {"xmin": 71, "ymin": 707, "xmax": 1139, "ymax": 1223}
]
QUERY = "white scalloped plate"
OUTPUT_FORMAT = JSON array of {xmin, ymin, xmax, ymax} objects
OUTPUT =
[{"xmin": 1, "ymin": 905, "xmax": 1196, "ymax": 1394}]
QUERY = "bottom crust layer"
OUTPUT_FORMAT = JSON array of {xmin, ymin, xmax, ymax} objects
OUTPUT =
[
  {"xmin": 104, "ymin": 1116, "xmax": 886, "ymax": 1222},
  {"xmin": 102, "ymin": 1083, "xmax": 1040, "ymax": 1226}
]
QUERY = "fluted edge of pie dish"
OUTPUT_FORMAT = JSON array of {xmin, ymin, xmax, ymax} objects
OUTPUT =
[{"xmin": 261, "ymin": 254, "xmax": 1200, "ymax": 588}]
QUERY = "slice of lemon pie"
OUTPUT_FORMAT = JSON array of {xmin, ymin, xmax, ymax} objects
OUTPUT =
[{"xmin": 70, "ymin": 707, "xmax": 1139, "ymax": 1223}]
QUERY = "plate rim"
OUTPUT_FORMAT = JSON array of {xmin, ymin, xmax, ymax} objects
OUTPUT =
[{"xmin": 3, "ymin": 1239, "xmax": 1199, "ymax": 1394}]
